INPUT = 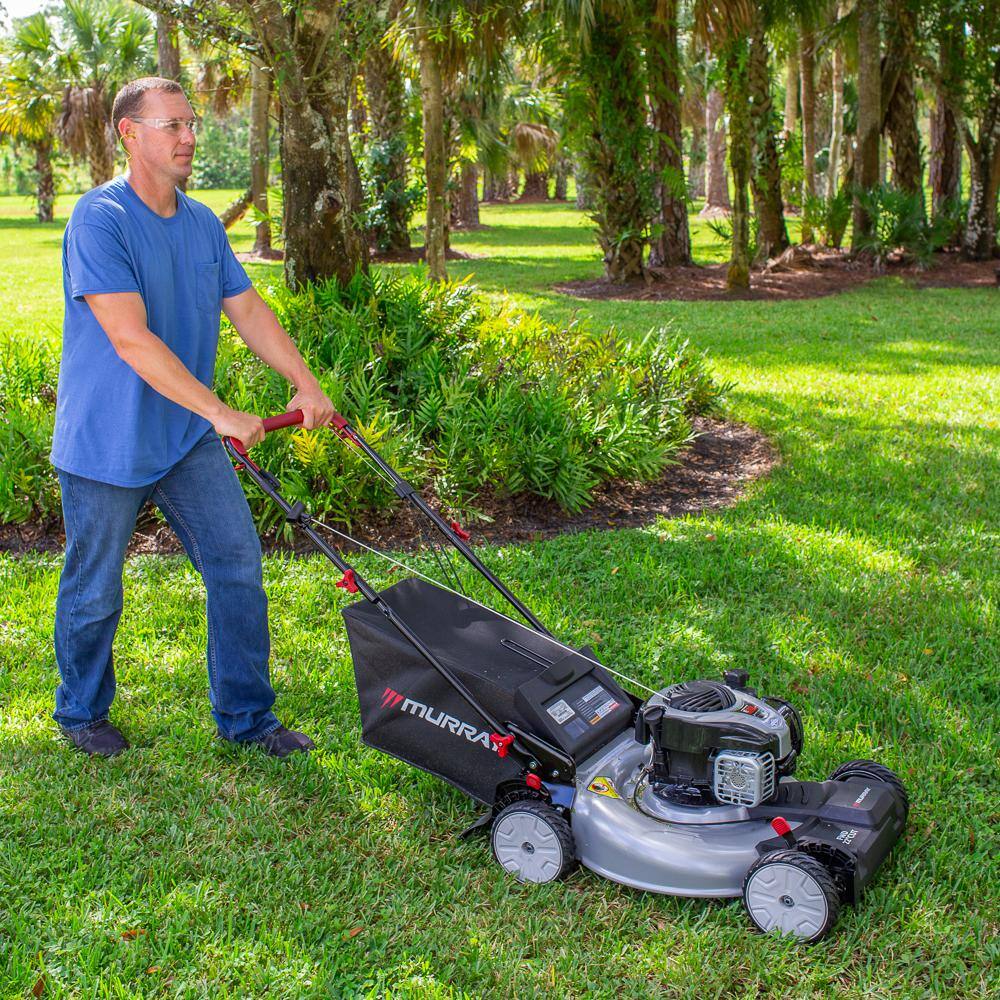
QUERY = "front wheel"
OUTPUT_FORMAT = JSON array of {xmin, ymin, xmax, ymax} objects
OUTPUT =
[
  {"xmin": 743, "ymin": 850, "xmax": 841, "ymax": 942},
  {"xmin": 490, "ymin": 800, "xmax": 577, "ymax": 884}
]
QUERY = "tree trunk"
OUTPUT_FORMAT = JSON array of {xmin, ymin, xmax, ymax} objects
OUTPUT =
[
  {"xmin": 249, "ymin": 57, "xmax": 272, "ymax": 255},
  {"xmin": 962, "ymin": 140, "xmax": 1000, "ymax": 260},
  {"xmin": 482, "ymin": 169, "xmax": 496, "ymax": 202},
  {"xmin": 852, "ymin": 0, "xmax": 881, "ymax": 251},
  {"xmin": 930, "ymin": 21, "xmax": 963, "ymax": 221},
  {"xmin": 688, "ymin": 115, "xmax": 706, "ymax": 198},
  {"xmin": 827, "ymin": 6, "xmax": 846, "ymax": 198},
  {"xmin": 883, "ymin": 1, "xmax": 921, "ymax": 198},
  {"xmin": 219, "ymin": 187, "xmax": 252, "ymax": 229},
  {"xmin": 156, "ymin": 14, "xmax": 181, "ymax": 80},
  {"xmin": 453, "ymin": 161, "xmax": 480, "ymax": 227},
  {"xmin": 34, "ymin": 138, "xmax": 54, "ymax": 223},
  {"xmin": 722, "ymin": 41, "xmax": 752, "ymax": 289},
  {"xmin": 83, "ymin": 85, "xmax": 114, "ymax": 188},
  {"xmin": 702, "ymin": 86, "xmax": 730, "ymax": 214},
  {"xmin": 363, "ymin": 37, "xmax": 412, "ymax": 252},
  {"xmin": 783, "ymin": 40, "xmax": 798, "ymax": 137},
  {"xmin": 748, "ymin": 16, "xmax": 789, "ymax": 260},
  {"xmin": 416, "ymin": 7, "xmax": 447, "ymax": 281},
  {"xmin": 799, "ymin": 25, "xmax": 817, "ymax": 241},
  {"xmin": 647, "ymin": 0, "xmax": 691, "ymax": 268},
  {"xmin": 930, "ymin": 98, "xmax": 962, "ymax": 215},
  {"xmin": 574, "ymin": 166, "xmax": 591, "ymax": 209},
  {"xmin": 520, "ymin": 170, "xmax": 548, "ymax": 200},
  {"xmin": 553, "ymin": 159, "xmax": 569, "ymax": 200},
  {"xmin": 240, "ymin": 4, "xmax": 366, "ymax": 289}
]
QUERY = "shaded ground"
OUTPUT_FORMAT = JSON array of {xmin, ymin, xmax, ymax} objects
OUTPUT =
[
  {"xmin": 0, "ymin": 417, "xmax": 776, "ymax": 559},
  {"xmin": 556, "ymin": 251, "xmax": 1000, "ymax": 302}
]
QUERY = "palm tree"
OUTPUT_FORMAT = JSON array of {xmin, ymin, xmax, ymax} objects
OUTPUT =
[
  {"xmin": 852, "ymin": 0, "xmax": 880, "ymax": 250},
  {"xmin": 696, "ymin": 0, "xmax": 756, "ymax": 288},
  {"xmin": 0, "ymin": 13, "xmax": 62, "ymax": 222},
  {"xmin": 57, "ymin": 0, "xmax": 155, "ymax": 189}
]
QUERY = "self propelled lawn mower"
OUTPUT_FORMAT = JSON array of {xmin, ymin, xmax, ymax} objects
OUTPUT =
[{"xmin": 225, "ymin": 410, "xmax": 908, "ymax": 943}]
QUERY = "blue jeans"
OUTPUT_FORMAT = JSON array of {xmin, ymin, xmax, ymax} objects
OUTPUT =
[{"xmin": 53, "ymin": 430, "xmax": 279, "ymax": 742}]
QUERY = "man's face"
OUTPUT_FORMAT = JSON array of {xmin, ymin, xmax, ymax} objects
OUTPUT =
[{"xmin": 120, "ymin": 89, "xmax": 197, "ymax": 182}]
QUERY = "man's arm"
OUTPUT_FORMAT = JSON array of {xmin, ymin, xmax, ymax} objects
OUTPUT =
[
  {"xmin": 222, "ymin": 287, "xmax": 334, "ymax": 430},
  {"xmin": 85, "ymin": 291, "xmax": 266, "ymax": 447}
]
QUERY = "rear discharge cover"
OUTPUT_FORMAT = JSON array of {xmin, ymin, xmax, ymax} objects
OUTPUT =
[{"xmin": 342, "ymin": 577, "xmax": 633, "ymax": 803}]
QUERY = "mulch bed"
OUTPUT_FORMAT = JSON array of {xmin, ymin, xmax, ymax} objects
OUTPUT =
[
  {"xmin": 0, "ymin": 417, "xmax": 777, "ymax": 560},
  {"xmin": 556, "ymin": 250, "xmax": 1000, "ymax": 302}
]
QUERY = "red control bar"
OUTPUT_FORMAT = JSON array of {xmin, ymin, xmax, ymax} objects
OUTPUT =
[{"xmin": 227, "ymin": 408, "xmax": 308, "ymax": 458}]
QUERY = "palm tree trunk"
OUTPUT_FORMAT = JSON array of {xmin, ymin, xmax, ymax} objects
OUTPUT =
[
  {"xmin": 748, "ymin": 17, "xmax": 789, "ymax": 260},
  {"xmin": 827, "ymin": 7, "xmax": 846, "ymax": 199},
  {"xmin": 454, "ymin": 162, "xmax": 480, "ymax": 226},
  {"xmin": 930, "ymin": 96, "xmax": 961, "ymax": 216},
  {"xmin": 799, "ymin": 26, "xmax": 817, "ymax": 242},
  {"xmin": 930, "ymin": 19, "xmax": 963, "ymax": 223},
  {"xmin": 688, "ymin": 113, "xmax": 706, "ymax": 198},
  {"xmin": 783, "ymin": 40, "xmax": 798, "ymax": 137},
  {"xmin": 219, "ymin": 187, "xmax": 252, "ymax": 229},
  {"xmin": 34, "ymin": 138, "xmax": 55, "ymax": 223},
  {"xmin": 702, "ymin": 86, "xmax": 731, "ymax": 214},
  {"xmin": 883, "ymin": 1, "xmax": 921, "ymax": 198},
  {"xmin": 722, "ymin": 41, "xmax": 752, "ymax": 289},
  {"xmin": 363, "ymin": 39, "xmax": 411, "ymax": 252},
  {"xmin": 249, "ymin": 57, "xmax": 272, "ymax": 255},
  {"xmin": 852, "ymin": 0, "xmax": 881, "ymax": 251},
  {"xmin": 416, "ymin": 6, "xmax": 447, "ymax": 281},
  {"xmin": 84, "ymin": 87, "xmax": 114, "ymax": 187},
  {"xmin": 553, "ymin": 159, "xmax": 569, "ymax": 200},
  {"xmin": 520, "ymin": 170, "xmax": 548, "ymax": 200},
  {"xmin": 647, "ymin": 0, "xmax": 691, "ymax": 268}
]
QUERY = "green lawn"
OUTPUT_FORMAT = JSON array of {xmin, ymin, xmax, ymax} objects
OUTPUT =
[{"xmin": 1, "ymin": 191, "xmax": 998, "ymax": 998}]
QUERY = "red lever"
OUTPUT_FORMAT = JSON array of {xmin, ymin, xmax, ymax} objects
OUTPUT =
[
  {"xmin": 770, "ymin": 816, "xmax": 796, "ymax": 846},
  {"xmin": 336, "ymin": 569, "xmax": 359, "ymax": 594},
  {"xmin": 263, "ymin": 409, "xmax": 305, "ymax": 432},
  {"xmin": 450, "ymin": 520, "xmax": 471, "ymax": 541},
  {"xmin": 490, "ymin": 733, "xmax": 514, "ymax": 758},
  {"xmin": 525, "ymin": 773, "xmax": 543, "ymax": 791}
]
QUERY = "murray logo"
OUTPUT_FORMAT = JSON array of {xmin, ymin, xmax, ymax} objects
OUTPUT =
[
  {"xmin": 380, "ymin": 687, "xmax": 496, "ymax": 752},
  {"xmin": 852, "ymin": 786, "xmax": 872, "ymax": 807}
]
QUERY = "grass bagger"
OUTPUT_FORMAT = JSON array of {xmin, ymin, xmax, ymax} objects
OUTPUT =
[{"xmin": 225, "ymin": 409, "xmax": 909, "ymax": 943}]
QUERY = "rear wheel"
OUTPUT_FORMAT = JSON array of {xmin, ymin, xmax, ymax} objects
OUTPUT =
[
  {"xmin": 829, "ymin": 759, "xmax": 909, "ymax": 819},
  {"xmin": 743, "ymin": 850, "xmax": 841, "ymax": 942},
  {"xmin": 490, "ymin": 801, "xmax": 576, "ymax": 884}
]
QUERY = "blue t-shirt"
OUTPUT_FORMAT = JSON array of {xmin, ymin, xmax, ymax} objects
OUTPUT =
[{"xmin": 51, "ymin": 175, "xmax": 252, "ymax": 486}]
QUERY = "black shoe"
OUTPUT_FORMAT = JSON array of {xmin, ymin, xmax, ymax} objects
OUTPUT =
[
  {"xmin": 59, "ymin": 720, "xmax": 130, "ymax": 758},
  {"xmin": 249, "ymin": 725, "xmax": 315, "ymax": 759}
]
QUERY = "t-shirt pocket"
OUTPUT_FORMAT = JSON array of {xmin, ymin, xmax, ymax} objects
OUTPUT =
[{"xmin": 195, "ymin": 260, "xmax": 221, "ymax": 312}]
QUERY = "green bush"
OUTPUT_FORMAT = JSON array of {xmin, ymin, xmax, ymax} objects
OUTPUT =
[
  {"xmin": 853, "ymin": 184, "xmax": 955, "ymax": 268},
  {"xmin": 0, "ymin": 274, "xmax": 729, "ymax": 534},
  {"xmin": 802, "ymin": 189, "xmax": 852, "ymax": 249}
]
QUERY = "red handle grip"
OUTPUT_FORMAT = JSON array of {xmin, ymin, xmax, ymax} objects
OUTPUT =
[{"xmin": 263, "ymin": 409, "xmax": 304, "ymax": 432}]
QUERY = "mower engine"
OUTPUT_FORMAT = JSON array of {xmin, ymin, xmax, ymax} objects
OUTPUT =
[{"xmin": 635, "ymin": 673, "xmax": 803, "ymax": 809}]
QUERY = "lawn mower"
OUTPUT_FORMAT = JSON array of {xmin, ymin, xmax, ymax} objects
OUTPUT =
[{"xmin": 225, "ymin": 410, "xmax": 908, "ymax": 942}]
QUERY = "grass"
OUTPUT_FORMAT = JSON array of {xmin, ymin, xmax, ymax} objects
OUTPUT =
[{"xmin": 1, "ymin": 190, "xmax": 998, "ymax": 998}]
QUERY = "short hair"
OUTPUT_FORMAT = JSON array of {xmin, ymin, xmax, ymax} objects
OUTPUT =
[{"xmin": 111, "ymin": 77, "xmax": 186, "ymax": 136}]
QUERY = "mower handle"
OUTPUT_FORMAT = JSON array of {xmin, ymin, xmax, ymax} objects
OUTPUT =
[{"xmin": 227, "ymin": 408, "xmax": 349, "ymax": 457}]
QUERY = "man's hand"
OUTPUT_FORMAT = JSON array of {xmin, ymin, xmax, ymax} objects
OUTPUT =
[
  {"xmin": 211, "ymin": 405, "xmax": 266, "ymax": 449},
  {"xmin": 288, "ymin": 382, "xmax": 336, "ymax": 430}
]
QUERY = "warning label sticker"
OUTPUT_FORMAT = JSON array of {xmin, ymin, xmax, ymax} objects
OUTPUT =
[
  {"xmin": 574, "ymin": 684, "xmax": 620, "ymax": 725},
  {"xmin": 546, "ymin": 699, "xmax": 575, "ymax": 724},
  {"xmin": 587, "ymin": 777, "xmax": 621, "ymax": 799}
]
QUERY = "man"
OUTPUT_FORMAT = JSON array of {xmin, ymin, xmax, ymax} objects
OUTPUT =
[{"xmin": 51, "ymin": 76, "xmax": 332, "ymax": 759}]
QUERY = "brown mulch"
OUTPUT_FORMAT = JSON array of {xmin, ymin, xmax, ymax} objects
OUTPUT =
[
  {"xmin": 555, "ymin": 250, "xmax": 1000, "ymax": 302},
  {"xmin": 0, "ymin": 417, "xmax": 777, "ymax": 560}
]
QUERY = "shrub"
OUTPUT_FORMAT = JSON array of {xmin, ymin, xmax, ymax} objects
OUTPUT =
[
  {"xmin": 802, "ymin": 189, "xmax": 852, "ymax": 249},
  {"xmin": 853, "ymin": 184, "xmax": 954, "ymax": 269},
  {"xmin": 0, "ymin": 274, "xmax": 729, "ymax": 535}
]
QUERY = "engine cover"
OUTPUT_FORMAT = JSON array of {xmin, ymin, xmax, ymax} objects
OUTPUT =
[{"xmin": 635, "ymin": 678, "xmax": 799, "ymax": 808}]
